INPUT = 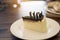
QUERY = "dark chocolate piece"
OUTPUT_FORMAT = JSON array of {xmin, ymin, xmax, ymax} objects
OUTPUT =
[
  {"xmin": 39, "ymin": 12, "xmax": 44, "ymax": 21},
  {"xmin": 29, "ymin": 12, "xmax": 32, "ymax": 19},
  {"xmin": 23, "ymin": 11, "xmax": 44, "ymax": 21}
]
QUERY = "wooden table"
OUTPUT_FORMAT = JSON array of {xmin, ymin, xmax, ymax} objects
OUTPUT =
[{"xmin": 0, "ymin": 9, "xmax": 60, "ymax": 40}]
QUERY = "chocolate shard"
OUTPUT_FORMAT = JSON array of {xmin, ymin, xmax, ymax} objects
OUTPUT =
[
  {"xmin": 29, "ymin": 11, "xmax": 32, "ymax": 20},
  {"xmin": 39, "ymin": 12, "xmax": 44, "ymax": 21},
  {"xmin": 33, "ymin": 11, "xmax": 36, "ymax": 20},
  {"xmin": 35, "ymin": 12, "xmax": 40, "ymax": 21}
]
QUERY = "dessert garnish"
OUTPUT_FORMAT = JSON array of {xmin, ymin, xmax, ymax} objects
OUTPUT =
[{"xmin": 22, "ymin": 11, "xmax": 44, "ymax": 21}]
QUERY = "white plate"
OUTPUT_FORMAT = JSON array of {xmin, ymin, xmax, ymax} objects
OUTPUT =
[{"xmin": 10, "ymin": 18, "xmax": 60, "ymax": 40}]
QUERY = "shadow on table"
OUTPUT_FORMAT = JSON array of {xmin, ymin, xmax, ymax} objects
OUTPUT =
[{"xmin": 11, "ymin": 35, "xmax": 24, "ymax": 40}]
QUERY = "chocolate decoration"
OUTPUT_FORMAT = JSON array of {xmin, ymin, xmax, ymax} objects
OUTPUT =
[
  {"xmin": 23, "ymin": 11, "xmax": 44, "ymax": 21},
  {"xmin": 39, "ymin": 12, "xmax": 44, "ymax": 21}
]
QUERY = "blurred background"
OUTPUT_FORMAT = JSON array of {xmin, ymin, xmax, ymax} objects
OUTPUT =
[
  {"xmin": 0, "ymin": 0, "xmax": 60, "ymax": 40},
  {"xmin": 0, "ymin": 0, "xmax": 60, "ymax": 17}
]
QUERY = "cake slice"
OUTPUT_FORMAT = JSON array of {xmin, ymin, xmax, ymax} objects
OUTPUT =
[{"xmin": 23, "ymin": 17, "xmax": 47, "ymax": 33}]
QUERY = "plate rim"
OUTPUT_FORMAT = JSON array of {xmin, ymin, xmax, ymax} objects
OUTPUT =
[{"xmin": 47, "ymin": 8, "xmax": 60, "ymax": 15}]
